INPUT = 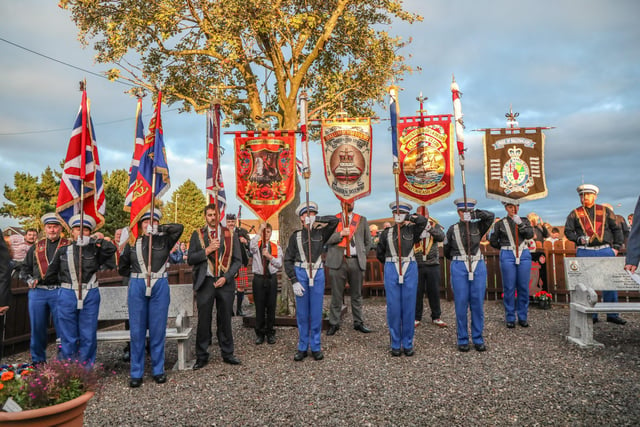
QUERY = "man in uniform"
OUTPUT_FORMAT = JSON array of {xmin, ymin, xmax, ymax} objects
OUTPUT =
[
  {"xmin": 414, "ymin": 206, "xmax": 447, "ymax": 329},
  {"xmin": 565, "ymin": 184, "xmax": 625, "ymax": 324},
  {"xmin": 376, "ymin": 201, "xmax": 427, "ymax": 357},
  {"xmin": 188, "ymin": 203, "xmax": 243, "ymax": 369},
  {"xmin": 325, "ymin": 200, "xmax": 372, "ymax": 336},
  {"xmin": 20, "ymin": 213, "xmax": 69, "ymax": 364},
  {"xmin": 44, "ymin": 214, "xmax": 116, "ymax": 365},
  {"xmin": 444, "ymin": 198, "xmax": 495, "ymax": 352},
  {"xmin": 490, "ymin": 201, "xmax": 534, "ymax": 328},
  {"xmin": 284, "ymin": 201, "xmax": 338, "ymax": 362}
]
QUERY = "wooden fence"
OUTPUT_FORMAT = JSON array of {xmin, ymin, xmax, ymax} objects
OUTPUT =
[{"xmin": 2, "ymin": 240, "xmax": 633, "ymax": 356}]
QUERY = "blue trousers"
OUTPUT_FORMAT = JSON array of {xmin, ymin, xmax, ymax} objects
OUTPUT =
[
  {"xmin": 450, "ymin": 260, "xmax": 486, "ymax": 345},
  {"xmin": 28, "ymin": 288, "xmax": 60, "ymax": 363},
  {"xmin": 576, "ymin": 247, "xmax": 619, "ymax": 319},
  {"xmin": 500, "ymin": 249, "xmax": 532, "ymax": 323},
  {"xmin": 294, "ymin": 266, "xmax": 325, "ymax": 352},
  {"xmin": 128, "ymin": 277, "xmax": 170, "ymax": 378},
  {"xmin": 383, "ymin": 261, "xmax": 417, "ymax": 351},
  {"xmin": 57, "ymin": 287, "xmax": 100, "ymax": 365}
]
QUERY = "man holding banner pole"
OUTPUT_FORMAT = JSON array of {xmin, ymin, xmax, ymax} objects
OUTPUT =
[{"xmin": 326, "ymin": 200, "xmax": 372, "ymax": 336}]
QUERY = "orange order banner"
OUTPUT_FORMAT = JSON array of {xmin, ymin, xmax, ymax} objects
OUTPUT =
[
  {"xmin": 397, "ymin": 114, "xmax": 454, "ymax": 206},
  {"xmin": 235, "ymin": 130, "xmax": 296, "ymax": 221}
]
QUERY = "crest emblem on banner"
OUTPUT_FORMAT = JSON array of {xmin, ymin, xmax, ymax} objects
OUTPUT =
[
  {"xmin": 483, "ymin": 127, "xmax": 547, "ymax": 202},
  {"xmin": 320, "ymin": 118, "xmax": 372, "ymax": 202},
  {"xmin": 235, "ymin": 131, "xmax": 296, "ymax": 221},
  {"xmin": 396, "ymin": 114, "xmax": 454, "ymax": 205}
]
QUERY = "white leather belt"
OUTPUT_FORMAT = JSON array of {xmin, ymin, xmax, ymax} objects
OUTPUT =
[
  {"xmin": 452, "ymin": 255, "xmax": 483, "ymax": 262},
  {"xmin": 385, "ymin": 256, "xmax": 416, "ymax": 263},
  {"xmin": 130, "ymin": 272, "xmax": 168, "ymax": 279},
  {"xmin": 60, "ymin": 282, "xmax": 99, "ymax": 291}
]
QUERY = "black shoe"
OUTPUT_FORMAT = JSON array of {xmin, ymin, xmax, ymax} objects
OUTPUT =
[
  {"xmin": 518, "ymin": 320, "xmax": 529, "ymax": 328},
  {"xmin": 192, "ymin": 359, "xmax": 208, "ymax": 370},
  {"xmin": 354, "ymin": 324, "xmax": 372, "ymax": 333},
  {"xmin": 122, "ymin": 349, "xmax": 130, "ymax": 362},
  {"xmin": 311, "ymin": 351, "xmax": 324, "ymax": 361},
  {"xmin": 153, "ymin": 374, "xmax": 167, "ymax": 384},
  {"xmin": 236, "ymin": 309, "xmax": 245, "ymax": 317},
  {"xmin": 593, "ymin": 317, "xmax": 599, "ymax": 324},
  {"xmin": 129, "ymin": 378, "xmax": 143, "ymax": 388},
  {"xmin": 506, "ymin": 322, "xmax": 516, "ymax": 329},
  {"xmin": 223, "ymin": 355, "xmax": 241, "ymax": 365},
  {"xmin": 326, "ymin": 324, "xmax": 339, "ymax": 336},
  {"xmin": 474, "ymin": 343, "xmax": 487, "ymax": 352},
  {"xmin": 267, "ymin": 335, "xmax": 276, "ymax": 345},
  {"xmin": 607, "ymin": 317, "xmax": 627, "ymax": 325},
  {"xmin": 294, "ymin": 350, "xmax": 308, "ymax": 361},
  {"xmin": 390, "ymin": 348, "xmax": 402, "ymax": 357},
  {"xmin": 255, "ymin": 335, "xmax": 265, "ymax": 345},
  {"xmin": 458, "ymin": 344, "xmax": 470, "ymax": 352},
  {"xmin": 404, "ymin": 348, "xmax": 415, "ymax": 357}
]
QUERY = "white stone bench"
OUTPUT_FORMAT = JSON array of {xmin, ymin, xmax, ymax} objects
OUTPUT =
[
  {"xmin": 65, "ymin": 284, "xmax": 194, "ymax": 370},
  {"xmin": 565, "ymin": 257, "xmax": 640, "ymax": 348}
]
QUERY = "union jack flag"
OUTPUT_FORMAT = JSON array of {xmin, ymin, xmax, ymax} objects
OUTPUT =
[
  {"xmin": 124, "ymin": 98, "xmax": 145, "ymax": 211},
  {"xmin": 206, "ymin": 105, "xmax": 226, "ymax": 218},
  {"xmin": 56, "ymin": 87, "xmax": 105, "ymax": 231},
  {"xmin": 127, "ymin": 92, "xmax": 170, "ymax": 242}
]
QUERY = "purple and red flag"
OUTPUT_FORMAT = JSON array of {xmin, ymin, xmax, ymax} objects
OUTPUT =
[
  {"xmin": 56, "ymin": 88, "xmax": 105, "ymax": 231},
  {"xmin": 206, "ymin": 104, "xmax": 226, "ymax": 218},
  {"xmin": 126, "ymin": 92, "xmax": 170, "ymax": 242}
]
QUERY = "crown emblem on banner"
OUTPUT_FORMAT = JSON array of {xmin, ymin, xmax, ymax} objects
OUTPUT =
[{"xmin": 507, "ymin": 146, "xmax": 522, "ymax": 158}]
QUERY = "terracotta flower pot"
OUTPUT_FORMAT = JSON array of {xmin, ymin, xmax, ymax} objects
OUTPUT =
[{"xmin": 0, "ymin": 391, "xmax": 94, "ymax": 427}]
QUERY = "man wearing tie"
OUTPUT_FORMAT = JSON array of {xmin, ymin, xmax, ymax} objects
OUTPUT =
[
  {"xmin": 188, "ymin": 203, "xmax": 243, "ymax": 369},
  {"xmin": 325, "ymin": 200, "xmax": 372, "ymax": 336}
]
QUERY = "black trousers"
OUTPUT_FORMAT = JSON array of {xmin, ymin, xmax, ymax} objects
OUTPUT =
[
  {"xmin": 252, "ymin": 273, "xmax": 278, "ymax": 337},
  {"xmin": 195, "ymin": 277, "xmax": 235, "ymax": 360},
  {"xmin": 415, "ymin": 264, "xmax": 442, "ymax": 321}
]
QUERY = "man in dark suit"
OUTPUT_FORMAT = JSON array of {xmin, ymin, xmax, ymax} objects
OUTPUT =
[
  {"xmin": 325, "ymin": 200, "xmax": 372, "ymax": 335},
  {"xmin": 188, "ymin": 203, "xmax": 243, "ymax": 369}
]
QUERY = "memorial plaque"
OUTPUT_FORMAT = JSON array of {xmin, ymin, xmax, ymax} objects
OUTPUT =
[
  {"xmin": 564, "ymin": 257, "xmax": 639, "ymax": 291},
  {"xmin": 98, "ymin": 284, "xmax": 194, "ymax": 320}
]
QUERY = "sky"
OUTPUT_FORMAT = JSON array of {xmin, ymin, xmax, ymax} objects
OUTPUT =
[{"xmin": 1, "ymin": 0, "xmax": 639, "ymax": 232}]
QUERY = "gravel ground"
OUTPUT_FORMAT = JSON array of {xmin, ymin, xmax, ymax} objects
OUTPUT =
[{"xmin": 6, "ymin": 297, "xmax": 640, "ymax": 426}]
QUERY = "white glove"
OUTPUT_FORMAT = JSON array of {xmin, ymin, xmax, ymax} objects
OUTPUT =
[
  {"xmin": 292, "ymin": 282, "xmax": 304, "ymax": 297},
  {"xmin": 146, "ymin": 224, "xmax": 159, "ymax": 235},
  {"xmin": 512, "ymin": 215, "xmax": 522, "ymax": 225},
  {"xmin": 579, "ymin": 236, "xmax": 588, "ymax": 245},
  {"xmin": 419, "ymin": 229, "xmax": 430, "ymax": 239},
  {"xmin": 76, "ymin": 235, "xmax": 90, "ymax": 247},
  {"xmin": 393, "ymin": 213, "xmax": 406, "ymax": 224},
  {"xmin": 305, "ymin": 215, "xmax": 316, "ymax": 226},
  {"xmin": 463, "ymin": 211, "xmax": 472, "ymax": 222}
]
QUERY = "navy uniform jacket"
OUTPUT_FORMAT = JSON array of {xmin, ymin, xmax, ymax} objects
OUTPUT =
[
  {"xmin": 20, "ymin": 238, "xmax": 67, "ymax": 286},
  {"xmin": 444, "ymin": 210, "xmax": 495, "ymax": 259},
  {"xmin": 489, "ymin": 216, "xmax": 534, "ymax": 249},
  {"xmin": 564, "ymin": 205, "xmax": 623, "ymax": 250},
  {"xmin": 118, "ymin": 224, "xmax": 184, "ymax": 276},
  {"xmin": 283, "ymin": 215, "xmax": 339, "ymax": 283},
  {"xmin": 376, "ymin": 214, "xmax": 428, "ymax": 264},
  {"xmin": 44, "ymin": 239, "xmax": 116, "ymax": 285}
]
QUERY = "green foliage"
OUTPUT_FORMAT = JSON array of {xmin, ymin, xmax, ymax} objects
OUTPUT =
[
  {"xmin": 102, "ymin": 169, "xmax": 130, "ymax": 236},
  {"xmin": 160, "ymin": 179, "xmax": 206, "ymax": 241},
  {"xmin": 0, "ymin": 167, "xmax": 60, "ymax": 230}
]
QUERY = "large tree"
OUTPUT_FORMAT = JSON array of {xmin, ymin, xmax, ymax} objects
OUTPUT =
[
  {"xmin": 161, "ymin": 179, "xmax": 206, "ymax": 241},
  {"xmin": 60, "ymin": 0, "xmax": 421, "ymax": 312},
  {"xmin": 0, "ymin": 167, "xmax": 60, "ymax": 230}
]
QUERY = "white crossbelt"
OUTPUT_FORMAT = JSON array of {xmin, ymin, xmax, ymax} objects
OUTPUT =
[
  {"xmin": 295, "ymin": 232, "xmax": 323, "ymax": 283},
  {"xmin": 453, "ymin": 224, "xmax": 481, "ymax": 280},
  {"xmin": 135, "ymin": 238, "xmax": 167, "ymax": 296},
  {"xmin": 66, "ymin": 245, "xmax": 97, "ymax": 309},
  {"xmin": 502, "ymin": 218, "xmax": 528, "ymax": 265},
  {"xmin": 386, "ymin": 227, "xmax": 414, "ymax": 284}
]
